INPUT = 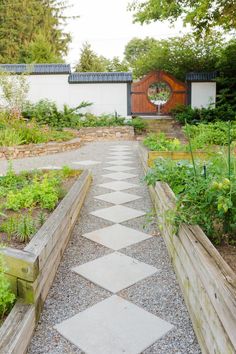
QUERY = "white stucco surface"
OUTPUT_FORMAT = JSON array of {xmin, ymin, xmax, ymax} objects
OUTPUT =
[
  {"xmin": 0, "ymin": 74, "xmax": 129, "ymax": 116},
  {"xmin": 191, "ymin": 82, "xmax": 216, "ymax": 109},
  {"xmin": 68, "ymin": 83, "xmax": 128, "ymax": 116}
]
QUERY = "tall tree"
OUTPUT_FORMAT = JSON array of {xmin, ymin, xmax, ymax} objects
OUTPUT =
[
  {"xmin": 75, "ymin": 42, "xmax": 107, "ymax": 72},
  {"xmin": 0, "ymin": 0, "xmax": 71, "ymax": 63},
  {"xmin": 75, "ymin": 43, "xmax": 129, "ymax": 72},
  {"xmin": 129, "ymin": 0, "xmax": 236, "ymax": 35},
  {"xmin": 124, "ymin": 37, "xmax": 156, "ymax": 66}
]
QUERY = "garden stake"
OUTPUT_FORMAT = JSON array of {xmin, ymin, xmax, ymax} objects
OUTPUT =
[{"xmin": 185, "ymin": 120, "xmax": 197, "ymax": 178}]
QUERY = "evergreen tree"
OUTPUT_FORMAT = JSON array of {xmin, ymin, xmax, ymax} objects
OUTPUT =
[
  {"xmin": 75, "ymin": 42, "xmax": 107, "ymax": 72},
  {"xmin": 0, "ymin": 0, "xmax": 71, "ymax": 63}
]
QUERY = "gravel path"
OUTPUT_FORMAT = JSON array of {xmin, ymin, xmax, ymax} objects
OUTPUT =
[{"xmin": 2, "ymin": 142, "xmax": 201, "ymax": 354}]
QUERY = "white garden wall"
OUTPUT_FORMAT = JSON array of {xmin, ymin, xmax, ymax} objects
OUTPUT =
[
  {"xmin": 0, "ymin": 67, "xmax": 131, "ymax": 117},
  {"xmin": 191, "ymin": 82, "xmax": 216, "ymax": 109},
  {"xmin": 68, "ymin": 83, "xmax": 128, "ymax": 117},
  {"xmin": 27, "ymin": 75, "xmax": 69, "ymax": 108}
]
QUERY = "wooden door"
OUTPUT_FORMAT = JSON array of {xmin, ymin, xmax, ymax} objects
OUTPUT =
[{"xmin": 131, "ymin": 71, "xmax": 187, "ymax": 115}]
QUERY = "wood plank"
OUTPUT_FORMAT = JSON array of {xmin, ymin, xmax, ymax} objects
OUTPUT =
[
  {"xmin": 180, "ymin": 225, "xmax": 236, "ymax": 349},
  {"xmin": 0, "ymin": 300, "xmax": 35, "ymax": 354},
  {"xmin": 166, "ymin": 227, "xmax": 235, "ymax": 353},
  {"xmin": 0, "ymin": 247, "xmax": 38, "ymax": 282}
]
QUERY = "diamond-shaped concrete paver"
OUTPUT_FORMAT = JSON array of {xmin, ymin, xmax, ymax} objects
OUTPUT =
[
  {"xmin": 72, "ymin": 252, "xmax": 157, "ymax": 293},
  {"xmin": 102, "ymin": 171, "xmax": 137, "ymax": 180},
  {"xmin": 98, "ymin": 181, "xmax": 139, "ymax": 191},
  {"xmin": 110, "ymin": 146, "xmax": 132, "ymax": 150},
  {"xmin": 107, "ymin": 157, "xmax": 132, "ymax": 162},
  {"xmin": 109, "ymin": 152, "xmax": 133, "ymax": 157},
  {"xmin": 106, "ymin": 160, "xmax": 133, "ymax": 165},
  {"xmin": 90, "ymin": 205, "xmax": 146, "ymax": 223},
  {"xmin": 55, "ymin": 295, "xmax": 173, "ymax": 354},
  {"xmin": 94, "ymin": 191, "xmax": 141, "ymax": 205},
  {"xmin": 103, "ymin": 165, "xmax": 136, "ymax": 172},
  {"xmin": 83, "ymin": 224, "xmax": 151, "ymax": 250},
  {"xmin": 72, "ymin": 160, "xmax": 101, "ymax": 166}
]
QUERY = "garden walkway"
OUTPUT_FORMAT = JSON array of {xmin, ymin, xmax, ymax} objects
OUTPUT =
[{"xmin": 0, "ymin": 142, "xmax": 200, "ymax": 353}]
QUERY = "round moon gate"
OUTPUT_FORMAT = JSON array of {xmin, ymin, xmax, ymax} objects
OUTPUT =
[{"xmin": 131, "ymin": 71, "xmax": 187, "ymax": 115}]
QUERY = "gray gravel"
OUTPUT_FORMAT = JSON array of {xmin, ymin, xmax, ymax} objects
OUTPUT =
[{"xmin": 8, "ymin": 141, "xmax": 202, "ymax": 354}]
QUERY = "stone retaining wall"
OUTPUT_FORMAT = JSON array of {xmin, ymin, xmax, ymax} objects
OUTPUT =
[
  {"xmin": 0, "ymin": 138, "xmax": 82, "ymax": 160},
  {"xmin": 0, "ymin": 126, "xmax": 134, "ymax": 160},
  {"xmin": 77, "ymin": 126, "xmax": 134, "ymax": 142}
]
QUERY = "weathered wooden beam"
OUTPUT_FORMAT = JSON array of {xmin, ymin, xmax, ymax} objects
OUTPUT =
[
  {"xmin": 0, "ymin": 300, "xmax": 35, "ymax": 354},
  {"xmin": 0, "ymin": 247, "xmax": 38, "ymax": 282}
]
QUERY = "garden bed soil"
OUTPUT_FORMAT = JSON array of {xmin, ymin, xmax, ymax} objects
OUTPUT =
[
  {"xmin": 0, "ymin": 170, "xmax": 81, "ymax": 250},
  {"xmin": 217, "ymin": 244, "xmax": 236, "ymax": 273}
]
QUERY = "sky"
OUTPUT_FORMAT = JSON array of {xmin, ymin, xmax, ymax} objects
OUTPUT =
[{"xmin": 65, "ymin": 0, "xmax": 191, "ymax": 67}]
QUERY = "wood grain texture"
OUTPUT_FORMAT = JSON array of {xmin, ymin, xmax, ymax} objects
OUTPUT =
[
  {"xmin": 131, "ymin": 71, "xmax": 187, "ymax": 115},
  {"xmin": 0, "ymin": 300, "xmax": 35, "ymax": 354}
]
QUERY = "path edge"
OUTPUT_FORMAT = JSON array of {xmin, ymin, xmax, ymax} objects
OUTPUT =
[
  {"xmin": 138, "ymin": 142, "xmax": 236, "ymax": 354},
  {"xmin": 0, "ymin": 170, "xmax": 92, "ymax": 354}
]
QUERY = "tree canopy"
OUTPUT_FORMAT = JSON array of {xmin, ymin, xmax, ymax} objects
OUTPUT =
[
  {"xmin": 75, "ymin": 42, "xmax": 129, "ymax": 72},
  {"xmin": 0, "ymin": 0, "xmax": 71, "ymax": 63},
  {"xmin": 124, "ymin": 33, "xmax": 223, "ymax": 80},
  {"xmin": 129, "ymin": 0, "xmax": 236, "ymax": 35}
]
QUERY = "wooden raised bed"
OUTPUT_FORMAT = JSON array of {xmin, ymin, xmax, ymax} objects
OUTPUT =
[
  {"xmin": 139, "ymin": 144, "xmax": 236, "ymax": 354},
  {"xmin": 140, "ymin": 144, "xmax": 209, "ymax": 167},
  {"xmin": 0, "ymin": 170, "xmax": 92, "ymax": 354}
]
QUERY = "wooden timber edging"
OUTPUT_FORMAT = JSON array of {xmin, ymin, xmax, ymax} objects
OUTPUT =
[
  {"xmin": 138, "ymin": 143, "xmax": 236, "ymax": 354},
  {"xmin": 139, "ymin": 143, "xmax": 209, "ymax": 167},
  {"xmin": 0, "ymin": 170, "xmax": 92, "ymax": 354}
]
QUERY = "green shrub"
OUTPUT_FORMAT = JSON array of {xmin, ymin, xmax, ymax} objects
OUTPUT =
[
  {"xmin": 171, "ymin": 104, "xmax": 235, "ymax": 124},
  {"xmin": 23, "ymin": 100, "xmax": 92, "ymax": 128},
  {"xmin": 77, "ymin": 113, "xmax": 126, "ymax": 128},
  {"xmin": 128, "ymin": 117, "xmax": 147, "ymax": 134},
  {"xmin": 0, "ymin": 256, "xmax": 15, "ymax": 320},
  {"xmin": 184, "ymin": 121, "xmax": 236, "ymax": 149},
  {"xmin": 145, "ymin": 155, "xmax": 236, "ymax": 245},
  {"xmin": 0, "ymin": 113, "xmax": 75, "ymax": 147},
  {"xmin": 143, "ymin": 133, "xmax": 184, "ymax": 151},
  {"xmin": 5, "ymin": 174, "xmax": 61, "ymax": 211}
]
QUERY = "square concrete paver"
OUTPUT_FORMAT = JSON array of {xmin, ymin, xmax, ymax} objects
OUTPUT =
[
  {"xmin": 83, "ymin": 224, "xmax": 152, "ymax": 250},
  {"xmin": 55, "ymin": 295, "xmax": 173, "ymax": 354},
  {"xmin": 72, "ymin": 252, "xmax": 157, "ymax": 293},
  {"xmin": 90, "ymin": 205, "xmax": 145, "ymax": 223},
  {"xmin": 103, "ymin": 166, "xmax": 136, "ymax": 172},
  {"xmin": 72, "ymin": 160, "xmax": 101, "ymax": 166},
  {"xmin": 94, "ymin": 191, "xmax": 141, "ymax": 204},
  {"xmin": 98, "ymin": 181, "xmax": 139, "ymax": 191},
  {"xmin": 102, "ymin": 172, "xmax": 137, "ymax": 180}
]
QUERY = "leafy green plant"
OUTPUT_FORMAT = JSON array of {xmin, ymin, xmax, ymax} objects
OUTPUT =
[
  {"xmin": 145, "ymin": 152, "xmax": 236, "ymax": 245},
  {"xmin": 143, "ymin": 133, "xmax": 184, "ymax": 151},
  {"xmin": 23, "ymin": 100, "xmax": 92, "ymax": 129},
  {"xmin": 172, "ymin": 105, "xmax": 235, "ymax": 124},
  {"xmin": 184, "ymin": 121, "xmax": 236, "ymax": 149},
  {"xmin": 0, "ymin": 217, "xmax": 18, "ymax": 240},
  {"xmin": 15, "ymin": 215, "xmax": 36, "ymax": 243},
  {"xmin": 128, "ymin": 117, "xmax": 147, "ymax": 133},
  {"xmin": 0, "ymin": 112, "xmax": 75, "ymax": 147},
  {"xmin": 0, "ymin": 256, "xmax": 15, "ymax": 320}
]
